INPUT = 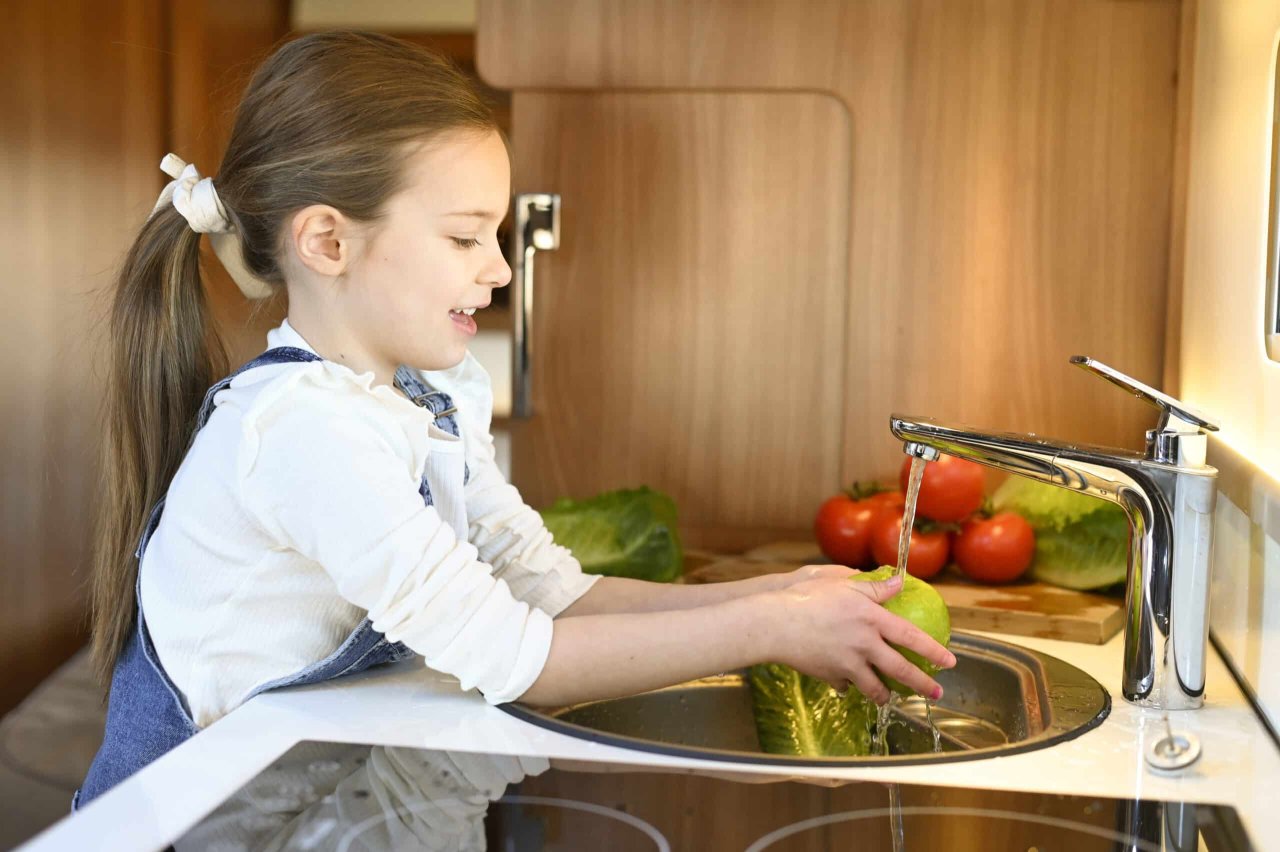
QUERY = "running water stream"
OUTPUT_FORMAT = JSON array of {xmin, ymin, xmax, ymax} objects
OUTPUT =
[
  {"xmin": 897, "ymin": 456, "xmax": 928, "ymax": 577},
  {"xmin": 897, "ymin": 454, "xmax": 946, "ymax": 749},
  {"xmin": 925, "ymin": 699, "xmax": 942, "ymax": 753},
  {"xmin": 886, "ymin": 454, "xmax": 939, "ymax": 849},
  {"xmin": 876, "ymin": 700, "xmax": 907, "ymax": 852}
]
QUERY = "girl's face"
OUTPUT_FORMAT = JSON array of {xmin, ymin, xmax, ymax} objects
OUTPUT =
[{"xmin": 342, "ymin": 129, "xmax": 513, "ymax": 374}]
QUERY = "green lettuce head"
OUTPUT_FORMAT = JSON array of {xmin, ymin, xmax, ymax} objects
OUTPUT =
[
  {"xmin": 991, "ymin": 476, "xmax": 1130, "ymax": 590},
  {"xmin": 539, "ymin": 486, "xmax": 682, "ymax": 583}
]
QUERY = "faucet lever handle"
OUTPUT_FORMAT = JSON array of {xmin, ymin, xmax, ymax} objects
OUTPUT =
[{"xmin": 1070, "ymin": 356, "xmax": 1219, "ymax": 433}]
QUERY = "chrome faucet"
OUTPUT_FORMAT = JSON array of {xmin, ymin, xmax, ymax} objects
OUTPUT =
[{"xmin": 891, "ymin": 356, "xmax": 1220, "ymax": 710}]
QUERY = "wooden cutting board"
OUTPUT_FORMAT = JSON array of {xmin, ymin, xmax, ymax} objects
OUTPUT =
[{"xmin": 685, "ymin": 542, "xmax": 1125, "ymax": 645}]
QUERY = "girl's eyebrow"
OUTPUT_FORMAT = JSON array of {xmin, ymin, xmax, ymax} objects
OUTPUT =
[{"xmin": 443, "ymin": 210, "xmax": 504, "ymax": 221}]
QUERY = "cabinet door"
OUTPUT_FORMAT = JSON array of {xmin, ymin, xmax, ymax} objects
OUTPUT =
[
  {"xmin": 508, "ymin": 93, "xmax": 852, "ymax": 549},
  {"xmin": 484, "ymin": 0, "xmax": 1182, "ymax": 552}
]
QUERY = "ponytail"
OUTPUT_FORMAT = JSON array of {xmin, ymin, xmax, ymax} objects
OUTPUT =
[{"xmin": 88, "ymin": 204, "xmax": 229, "ymax": 685}]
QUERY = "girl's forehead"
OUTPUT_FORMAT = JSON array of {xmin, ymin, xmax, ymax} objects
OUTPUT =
[{"xmin": 403, "ymin": 131, "xmax": 510, "ymax": 215}]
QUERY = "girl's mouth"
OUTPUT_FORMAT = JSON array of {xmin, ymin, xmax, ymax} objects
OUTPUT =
[{"xmin": 449, "ymin": 308, "xmax": 478, "ymax": 335}]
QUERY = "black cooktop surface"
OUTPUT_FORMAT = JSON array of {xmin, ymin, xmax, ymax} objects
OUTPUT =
[{"xmin": 171, "ymin": 740, "xmax": 1253, "ymax": 851}]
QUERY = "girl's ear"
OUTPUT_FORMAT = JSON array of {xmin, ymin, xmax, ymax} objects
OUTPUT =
[{"xmin": 289, "ymin": 204, "xmax": 363, "ymax": 278}]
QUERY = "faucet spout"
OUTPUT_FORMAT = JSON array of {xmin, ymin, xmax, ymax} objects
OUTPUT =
[
  {"xmin": 903, "ymin": 441, "xmax": 940, "ymax": 462},
  {"xmin": 891, "ymin": 408, "xmax": 1218, "ymax": 711}
]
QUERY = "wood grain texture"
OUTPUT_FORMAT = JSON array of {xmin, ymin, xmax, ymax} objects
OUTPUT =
[
  {"xmin": 392, "ymin": 33, "xmax": 513, "ymax": 134},
  {"xmin": 1163, "ymin": 0, "xmax": 1199, "ymax": 396},
  {"xmin": 0, "ymin": 0, "xmax": 288, "ymax": 714},
  {"xmin": 480, "ymin": 0, "xmax": 1182, "ymax": 548},
  {"xmin": 842, "ymin": 0, "xmax": 1179, "ymax": 476},
  {"xmin": 0, "ymin": 0, "xmax": 167, "ymax": 715},
  {"xmin": 932, "ymin": 576, "xmax": 1124, "ymax": 645},
  {"xmin": 506, "ymin": 93, "xmax": 852, "ymax": 543},
  {"xmin": 686, "ymin": 557, "xmax": 1123, "ymax": 645}
]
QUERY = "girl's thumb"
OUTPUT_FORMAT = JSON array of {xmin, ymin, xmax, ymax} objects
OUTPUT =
[{"xmin": 855, "ymin": 571, "xmax": 904, "ymax": 603}]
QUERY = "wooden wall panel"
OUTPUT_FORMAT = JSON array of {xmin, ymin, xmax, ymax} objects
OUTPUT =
[
  {"xmin": 1163, "ymin": 0, "xmax": 1199, "ymax": 396},
  {"xmin": 0, "ymin": 0, "xmax": 288, "ymax": 714},
  {"xmin": 480, "ymin": 0, "xmax": 1182, "ymax": 539},
  {"xmin": 0, "ymin": 0, "xmax": 167, "ymax": 715},
  {"xmin": 508, "ymin": 93, "xmax": 852, "ymax": 548},
  {"xmin": 843, "ymin": 0, "xmax": 1180, "ymax": 476}
]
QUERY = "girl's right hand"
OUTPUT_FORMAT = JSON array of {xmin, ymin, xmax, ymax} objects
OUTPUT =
[{"xmin": 763, "ymin": 571, "xmax": 957, "ymax": 705}]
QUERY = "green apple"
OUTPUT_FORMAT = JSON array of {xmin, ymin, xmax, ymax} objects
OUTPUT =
[{"xmin": 850, "ymin": 565, "xmax": 952, "ymax": 696}]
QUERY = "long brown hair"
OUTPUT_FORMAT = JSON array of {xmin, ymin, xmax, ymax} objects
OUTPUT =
[{"xmin": 90, "ymin": 31, "xmax": 503, "ymax": 685}]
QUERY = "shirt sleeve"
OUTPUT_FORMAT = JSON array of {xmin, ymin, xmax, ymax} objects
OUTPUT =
[
  {"xmin": 417, "ymin": 354, "xmax": 601, "ymax": 617},
  {"xmin": 462, "ymin": 429, "xmax": 601, "ymax": 616},
  {"xmin": 235, "ymin": 368, "xmax": 551, "ymax": 705}
]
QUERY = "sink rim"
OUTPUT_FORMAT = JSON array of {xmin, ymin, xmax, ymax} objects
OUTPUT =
[{"xmin": 498, "ymin": 632, "xmax": 1112, "ymax": 767}]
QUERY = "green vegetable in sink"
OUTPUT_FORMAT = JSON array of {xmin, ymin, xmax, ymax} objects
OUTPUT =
[
  {"xmin": 539, "ymin": 486, "xmax": 682, "ymax": 582},
  {"xmin": 749, "ymin": 567, "xmax": 950, "ymax": 756},
  {"xmin": 991, "ymin": 476, "xmax": 1129, "ymax": 590},
  {"xmin": 747, "ymin": 663, "xmax": 875, "ymax": 756}
]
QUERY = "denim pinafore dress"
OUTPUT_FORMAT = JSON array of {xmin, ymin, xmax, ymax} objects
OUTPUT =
[{"xmin": 75, "ymin": 348, "xmax": 468, "ymax": 809}]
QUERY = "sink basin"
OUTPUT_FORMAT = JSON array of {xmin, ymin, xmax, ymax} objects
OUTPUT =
[{"xmin": 500, "ymin": 633, "xmax": 1110, "ymax": 766}]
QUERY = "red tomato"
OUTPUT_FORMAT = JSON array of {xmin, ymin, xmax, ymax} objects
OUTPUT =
[
  {"xmin": 953, "ymin": 512, "xmax": 1035, "ymax": 583},
  {"xmin": 813, "ymin": 495, "xmax": 881, "ymax": 568},
  {"xmin": 814, "ymin": 491, "xmax": 906, "ymax": 568},
  {"xmin": 870, "ymin": 514, "xmax": 950, "ymax": 580},
  {"xmin": 863, "ymin": 490, "xmax": 906, "ymax": 514},
  {"xmin": 899, "ymin": 454, "xmax": 986, "ymax": 523}
]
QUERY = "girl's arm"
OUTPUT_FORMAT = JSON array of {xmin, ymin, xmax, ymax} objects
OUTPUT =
[
  {"xmin": 555, "ymin": 564, "xmax": 855, "ymax": 617},
  {"xmin": 518, "ymin": 571, "xmax": 956, "ymax": 707},
  {"xmin": 456, "ymin": 420, "xmax": 853, "ymax": 620}
]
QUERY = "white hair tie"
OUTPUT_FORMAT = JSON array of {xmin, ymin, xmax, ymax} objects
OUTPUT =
[{"xmin": 151, "ymin": 154, "xmax": 275, "ymax": 300}]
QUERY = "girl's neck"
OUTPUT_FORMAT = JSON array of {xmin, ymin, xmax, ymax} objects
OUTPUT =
[{"xmin": 284, "ymin": 315, "xmax": 398, "ymax": 390}]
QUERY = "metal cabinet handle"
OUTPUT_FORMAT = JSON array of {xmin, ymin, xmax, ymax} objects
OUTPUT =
[{"xmin": 510, "ymin": 193, "xmax": 561, "ymax": 418}]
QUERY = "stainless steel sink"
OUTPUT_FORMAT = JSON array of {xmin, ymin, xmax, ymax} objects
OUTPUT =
[{"xmin": 499, "ymin": 633, "xmax": 1110, "ymax": 766}]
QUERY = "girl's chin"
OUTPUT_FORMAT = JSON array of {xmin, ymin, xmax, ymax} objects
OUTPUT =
[{"xmin": 417, "ymin": 348, "xmax": 468, "ymax": 372}]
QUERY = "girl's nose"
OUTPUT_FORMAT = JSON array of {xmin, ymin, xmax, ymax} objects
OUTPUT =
[{"xmin": 486, "ymin": 250, "xmax": 513, "ymax": 289}]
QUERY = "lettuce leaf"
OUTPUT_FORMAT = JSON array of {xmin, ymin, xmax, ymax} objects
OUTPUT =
[
  {"xmin": 991, "ymin": 476, "xmax": 1130, "ymax": 590},
  {"xmin": 539, "ymin": 487, "xmax": 682, "ymax": 582},
  {"xmin": 748, "ymin": 663, "xmax": 875, "ymax": 756}
]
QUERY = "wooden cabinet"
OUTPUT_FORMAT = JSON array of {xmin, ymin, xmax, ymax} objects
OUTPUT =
[
  {"xmin": 503, "ymin": 92, "xmax": 852, "ymax": 550},
  {"xmin": 478, "ymin": 0, "xmax": 1185, "ymax": 549},
  {"xmin": 0, "ymin": 0, "xmax": 289, "ymax": 715}
]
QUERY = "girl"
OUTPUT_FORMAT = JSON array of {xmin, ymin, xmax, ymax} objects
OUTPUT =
[{"xmin": 76, "ymin": 31, "xmax": 954, "ymax": 809}]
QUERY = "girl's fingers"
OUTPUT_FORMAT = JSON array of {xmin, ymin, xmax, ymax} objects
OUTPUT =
[
  {"xmin": 849, "ymin": 663, "xmax": 891, "ymax": 705},
  {"xmin": 869, "ymin": 644, "xmax": 944, "ymax": 701},
  {"xmin": 849, "ymin": 572, "xmax": 903, "ymax": 604},
  {"xmin": 875, "ymin": 610, "xmax": 957, "ymax": 670}
]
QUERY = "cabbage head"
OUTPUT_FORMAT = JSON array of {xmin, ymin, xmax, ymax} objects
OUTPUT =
[
  {"xmin": 539, "ymin": 487, "xmax": 682, "ymax": 583},
  {"xmin": 991, "ymin": 476, "xmax": 1130, "ymax": 590}
]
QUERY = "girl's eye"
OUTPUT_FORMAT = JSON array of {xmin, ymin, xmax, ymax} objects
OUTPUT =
[{"xmin": 451, "ymin": 237, "xmax": 481, "ymax": 249}]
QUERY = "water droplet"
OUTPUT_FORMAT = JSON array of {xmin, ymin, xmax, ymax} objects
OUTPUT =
[{"xmin": 307, "ymin": 759, "xmax": 342, "ymax": 775}]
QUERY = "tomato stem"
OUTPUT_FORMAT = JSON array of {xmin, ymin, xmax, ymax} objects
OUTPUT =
[
  {"xmin": 844, "ymin": 480, "xmax": 894, "ymax": 500},
  {"xmin": 915, "ymin": 518, "xmax": 963, "ymax": 535}
]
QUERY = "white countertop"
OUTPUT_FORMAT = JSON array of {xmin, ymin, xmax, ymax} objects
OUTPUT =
[{"xmin": 20, "ymin": 629, "xmax": 1280, "ymax": 851}]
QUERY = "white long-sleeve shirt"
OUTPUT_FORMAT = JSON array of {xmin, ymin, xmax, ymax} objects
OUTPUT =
[{"xmin": 139, "ymin": 319, "xmax": 598, "ymax": 727}]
